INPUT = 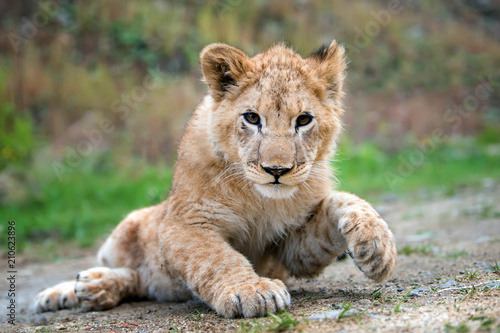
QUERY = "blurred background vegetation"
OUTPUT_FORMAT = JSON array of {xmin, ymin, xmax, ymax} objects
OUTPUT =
[{"xmin": 1, "ymin": 0, "xmax": 499, "ymax": 257}]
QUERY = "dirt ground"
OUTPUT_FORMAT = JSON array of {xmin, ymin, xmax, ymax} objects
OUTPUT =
[{"xmin": 2, "ymin": 184, "xmax": 500, "ymax": 333}]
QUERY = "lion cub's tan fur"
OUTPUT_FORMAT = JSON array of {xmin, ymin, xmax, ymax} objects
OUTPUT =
[{"xmin": 35, "ymin": 42, "xmax": 397, "ymax": 318}]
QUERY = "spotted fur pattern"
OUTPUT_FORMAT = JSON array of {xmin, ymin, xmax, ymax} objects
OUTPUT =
[{"xmin": 34, "ymin": 41, "xmax": 397, "ymax": 318}]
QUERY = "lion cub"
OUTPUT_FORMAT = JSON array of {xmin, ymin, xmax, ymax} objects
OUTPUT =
[{"xmin": 35, "ymin": 41, "xmax": 397, "ymax": 318}]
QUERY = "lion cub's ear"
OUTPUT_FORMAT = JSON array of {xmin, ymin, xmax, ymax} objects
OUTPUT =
[
  {"xmin": 200, "ymin": 43, "xmax": 253, "ymax": 102},
  {"xmin": 306, "ymin": 40, "xmax": 347, "ymax": 101}
]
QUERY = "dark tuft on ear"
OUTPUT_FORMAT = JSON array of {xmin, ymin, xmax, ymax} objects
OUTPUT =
[
  {"xmin": 306, "ymin": 40, "xmax": 347, "ymax": 102},
  {"xmin": 308, "ymin": 44, "xmax": 332, "ymax": 61},
  {"xmin": 200, "ymin": 43, "xmax": 253, "ymax": 102}
]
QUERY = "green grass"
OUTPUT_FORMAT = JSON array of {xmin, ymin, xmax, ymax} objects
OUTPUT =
[
  {"xmin": 335, "ymin": 137, "xmax": 500, "ymax": 200},
  {"xmin": 237, "ymin": 311, "xmax": 301, "ymax": 333},
  {"xmin": 464, "ymin": 270, "xmax": 478, "ymax": 280},
  {"xmin": 398, "ymin": 245, "xmax": 434, "ymax": 256},
  {"xmin": 394, "ymin": 289, "xmax": 413, "ymax": 313},
  {"xmin": 444, "ymin": 323, "xmax": 470, "ymax": 333},
  {"xmin": 337, "ymin": 302, "xmax": 353, "ymax": 322},
  {"xmin": 266, "ymin": 311, "xmax": 300, "ymax": 332},
  {"xmin": 372, "ymin": 287, "xmax": 383, "ymax": 299},
  {"xmin": 2, "ymin": 160, "xmax": 173, "ymax": 251},
  {"xmin": 447, "ymin": 250, "xmax": 471, "ymax": 259},
  {"xmin": 492, "ymin": 260, "xmax": 500, "ymax": 274}
]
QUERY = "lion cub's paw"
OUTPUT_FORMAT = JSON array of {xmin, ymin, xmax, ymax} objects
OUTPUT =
[
  {"xmin": 341, "ymin": 211, "xmax": 397, "ymax": 282},
  {"xmin": 74, "ymin": 267, "xmax": 123, "ymax": 311},
  {"xmin": 34, "ymin": 281, "xmax": 78, "ymax": 312},
  {"xmin": 214, "ymin": 278, "xmax": 291, "ymax": 318}
]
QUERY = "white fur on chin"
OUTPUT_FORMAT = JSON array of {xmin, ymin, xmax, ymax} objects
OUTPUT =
[{"xmin": 254, "ymin": 184, "xmax": 298, "ymax": 199}]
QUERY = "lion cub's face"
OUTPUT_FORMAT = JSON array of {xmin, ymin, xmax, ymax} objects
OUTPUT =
[{"xmin": 201, "ymin": 42, "xmax": 346, "ymax": 199}]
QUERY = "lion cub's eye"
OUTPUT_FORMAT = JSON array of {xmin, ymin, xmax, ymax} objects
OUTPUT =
[
  {"xmin": 244, "ymin": 112, "xmax": 261, "ymax": 125},
  {"xmin": 296, "ymin": 114, "xmax": 313, "ymax": 127}
]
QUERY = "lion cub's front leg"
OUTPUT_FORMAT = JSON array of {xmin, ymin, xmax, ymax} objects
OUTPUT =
[
  {"xmin": 160, "ymin": 223, "xmax": 290, "ymax": 318},
  {"xmin": 278, "ymin": 191, "xmax": 397, "ymax": 282}
]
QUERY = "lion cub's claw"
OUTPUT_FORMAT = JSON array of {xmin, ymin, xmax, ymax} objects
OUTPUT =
[{"xmin": 215, "ymin": 278, "xmax": 291, "ymax": 318}]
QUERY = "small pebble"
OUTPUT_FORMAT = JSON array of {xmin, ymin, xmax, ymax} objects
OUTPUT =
[
  {"xmin": 409, "ymin": 287, "xmax": 430, "ymax": 297},
  {"xmin": 439, "ymin": 279, "xmax": 458, "ymax": 288},
  {"xmin": 357, "ymin": 299, "xmax": 371, "ymax": 306}
]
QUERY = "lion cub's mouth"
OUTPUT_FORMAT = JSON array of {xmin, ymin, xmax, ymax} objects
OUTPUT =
[
  {"xmin": 268, "ymin": 175, "xmax": 288, "ymax": 185},
  {"xmin": 270, "ymin": 178, "xmax": 281, "ymax": 185}
]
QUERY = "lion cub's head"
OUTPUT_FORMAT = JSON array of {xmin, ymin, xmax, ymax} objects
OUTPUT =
[{"xmin": 200, "ymin": 42, "xmax": 346, "ymax": 199}]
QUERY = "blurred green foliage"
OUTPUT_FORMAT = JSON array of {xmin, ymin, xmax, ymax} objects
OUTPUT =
[
  {"xmin": 2, "ymin": 161, "xmax": 173, "ymax": 250},
  {"xmin": 0, "ymin": 104, "xmax": 36, "ymax": 170},
  {"xmin": 336, "ymin": 135, "xmax": 500, "ymax": 198}
]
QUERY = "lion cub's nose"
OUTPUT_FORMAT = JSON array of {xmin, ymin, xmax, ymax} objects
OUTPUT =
[{"xmin": 261, "ymin": 166, "xmax": 293, "ymax": 177}]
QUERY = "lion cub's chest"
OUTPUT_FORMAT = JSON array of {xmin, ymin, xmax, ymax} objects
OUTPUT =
[
  {"xmin": 229, "ymin": 200, "xmax": 311, "ymax": 255},
  {"xmin": 185, "ymin": 195, "xmax": 315, "ymax": 255}
]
